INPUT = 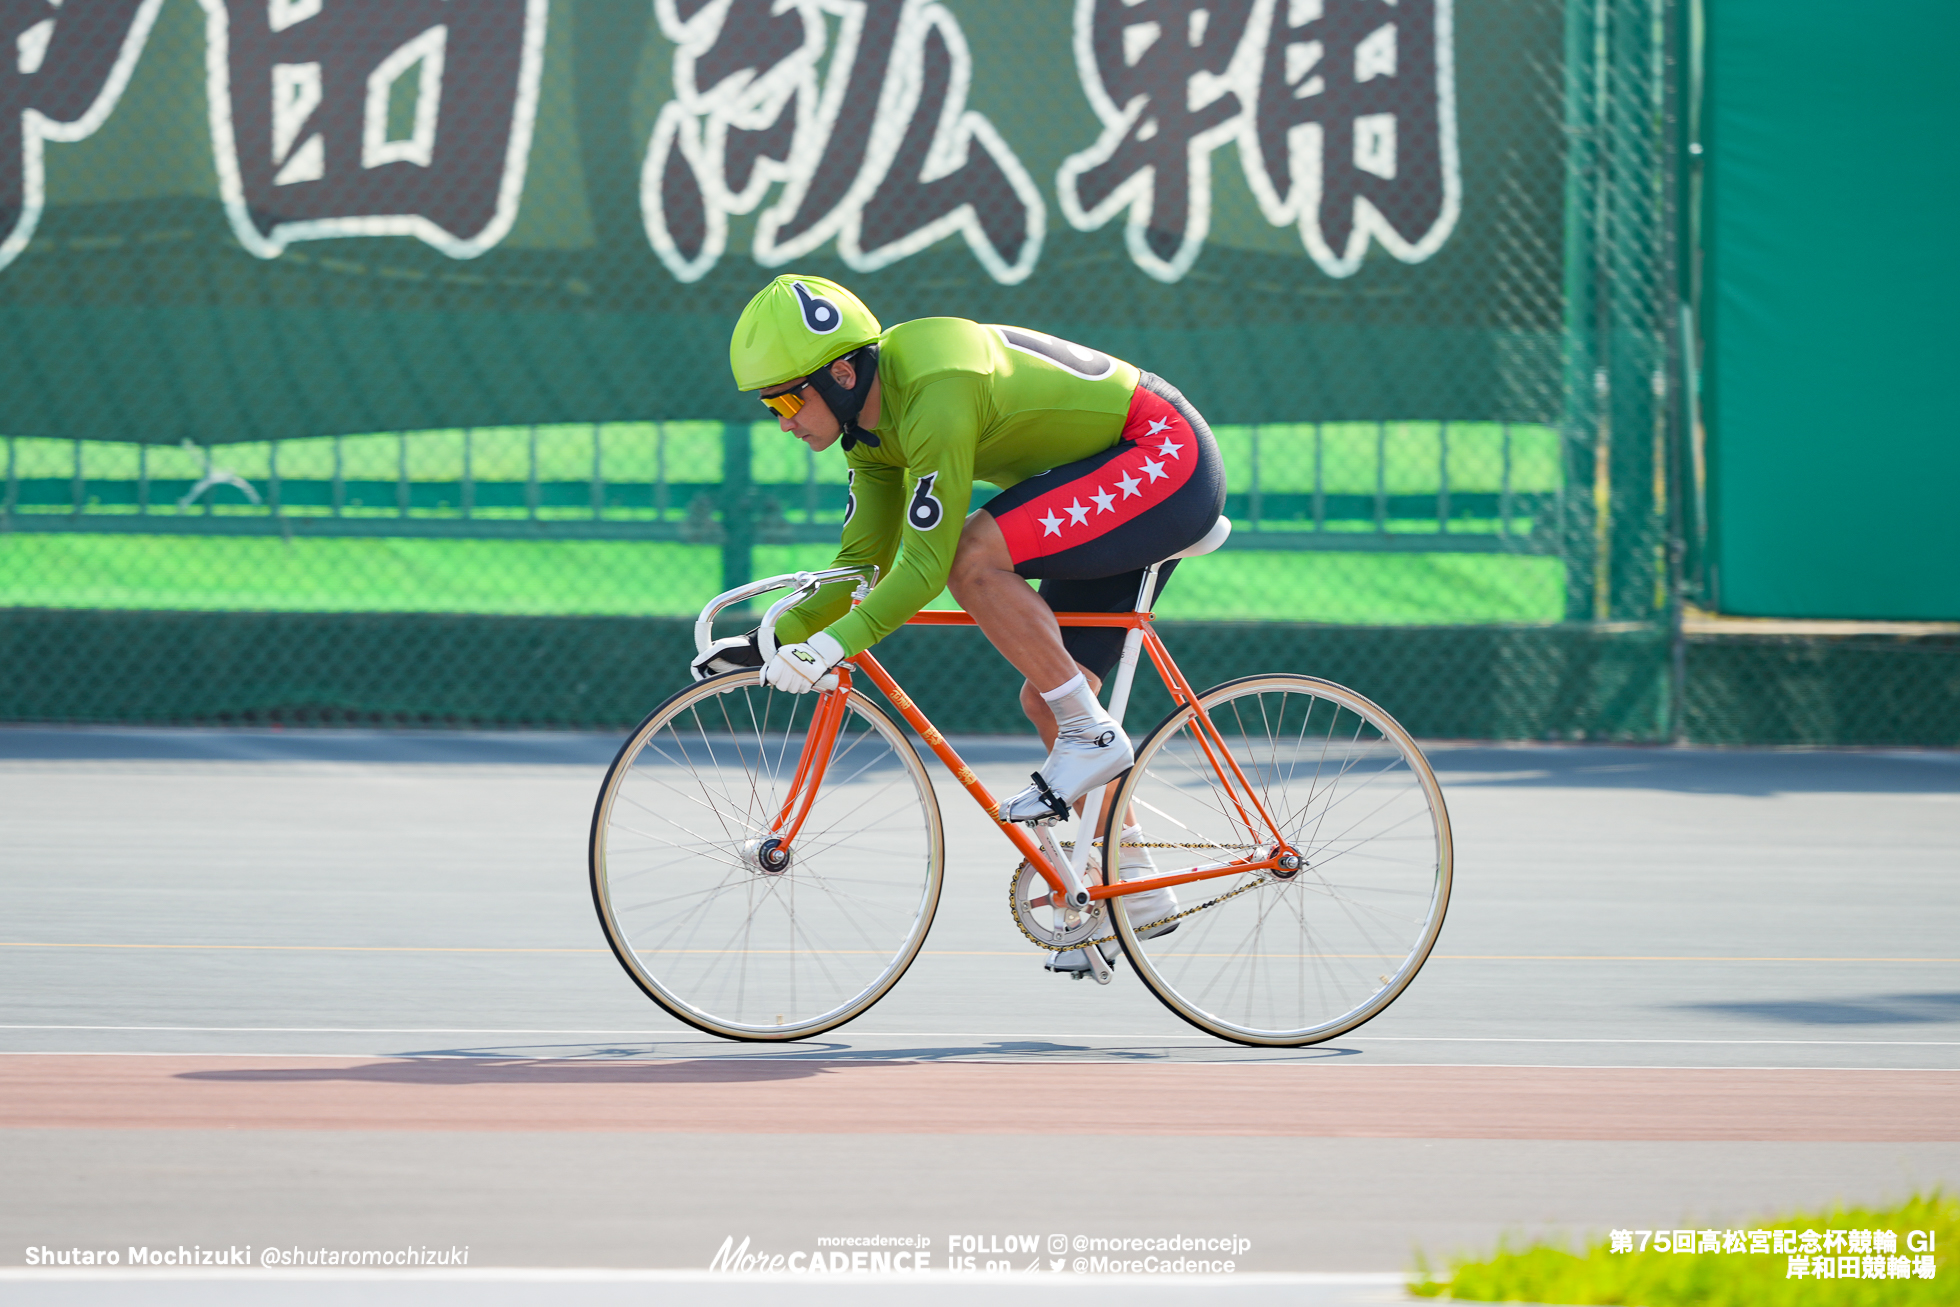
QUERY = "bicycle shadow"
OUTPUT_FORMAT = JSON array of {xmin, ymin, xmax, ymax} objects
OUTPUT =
[
  {"xmin": 175, "ymin": 1058, "xmax": 834, "ymax": 1086},
  {"xmin": 173, "ymin": 1039, "xmax": 1361, "ymax": 1083}
]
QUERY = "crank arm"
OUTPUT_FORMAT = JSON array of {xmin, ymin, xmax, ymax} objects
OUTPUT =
[
  {"xmin": 1032, "ymin": 825, "xmax": 1093, "ymax": 908},
  {"xmin": 1085, "ymin": 941, "xmax": 1116, "ymax": 985}
]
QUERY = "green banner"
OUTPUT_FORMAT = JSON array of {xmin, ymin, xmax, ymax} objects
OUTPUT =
[{"xmin": 1, "ymin": 0, "xmax": 1568, "ymax": 441}]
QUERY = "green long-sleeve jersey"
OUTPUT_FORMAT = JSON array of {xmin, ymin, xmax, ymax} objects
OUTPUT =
[{"xmin": 775, "ymin": 317, "xmax": 1141, "ymax": 655}]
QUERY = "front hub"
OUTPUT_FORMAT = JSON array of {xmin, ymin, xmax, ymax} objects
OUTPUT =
[{"xmin": 744, "ymin": 837, "xmax": 793, "ymax": 875}]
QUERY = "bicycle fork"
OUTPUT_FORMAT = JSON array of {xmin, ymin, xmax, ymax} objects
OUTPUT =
[{"xmin": 755, "ymin": 669, "xmax": 854, "ymax": 870}]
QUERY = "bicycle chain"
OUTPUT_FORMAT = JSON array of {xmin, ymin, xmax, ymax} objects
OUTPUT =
[
  {"xmin": 1008, "ymin": 859, "xmax": 1272, "ymax": 953},
  {"xmin": 1054, "ymin": 840, "xmax": 1261, "ymax": 852}
]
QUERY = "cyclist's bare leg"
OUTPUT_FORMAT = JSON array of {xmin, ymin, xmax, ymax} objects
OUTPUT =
[{"xmin": 946, "ymin": 511, "xmax": 1079, "ymax": 690}]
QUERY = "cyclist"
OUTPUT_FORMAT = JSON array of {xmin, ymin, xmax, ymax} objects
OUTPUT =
[{"xmin": 694, "ymin": 274, "xmax": 1224, "ymax": 971}]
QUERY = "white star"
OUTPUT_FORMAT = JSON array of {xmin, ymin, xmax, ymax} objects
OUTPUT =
[
  {"xmin": 1065, "ymin": 499, "xmax": 1090, "ymax": 525},
  {"xmin": 1039, "ymin": 510, "xmax": 1064, "ymax": 536},
  {"xmin": 1115, "ymin": 471, "xmax": 1142, "ymax": 498},
  {"xmin": 1144, "ymin": 416, "xmax": 1174, "ymax": 436},
  {"xmin": 1140, "ymin": 457, "xmax": 1167, "ymax": 483},
  {"xmin": 1155, "ymin": 437, "xmax": 1183, "ymax": 459},
  {"xmin": 1091, "ymin": 487, "xmax": 1116, "ymax": 513}
]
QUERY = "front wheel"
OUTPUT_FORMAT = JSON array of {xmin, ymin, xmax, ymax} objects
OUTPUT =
[
  {"xmin": 1103, "ymin": 674, "xmax": 1452, "ymax": 1046},
  {"xmin": 589, "ymin": 671, "xmax": 944, "ymax": 1040}
]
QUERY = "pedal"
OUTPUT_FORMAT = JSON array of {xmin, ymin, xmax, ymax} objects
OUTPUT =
[{"xmin": 1045, "ymin": 941, "xmax": 1118, "ymax": 985}]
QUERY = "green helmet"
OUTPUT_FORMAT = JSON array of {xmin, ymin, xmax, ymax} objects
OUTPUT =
[{"xmin": 729, "ymin": 275, "xmax": 882, "ymax": 391}]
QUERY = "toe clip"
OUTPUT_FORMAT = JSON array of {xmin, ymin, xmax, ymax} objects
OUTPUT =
[{"xmin": 1029, "ymin": 771, "xmax": 1070, "ymax": 823}]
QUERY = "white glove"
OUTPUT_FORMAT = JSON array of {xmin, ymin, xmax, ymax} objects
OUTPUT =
[{"xmin": 762, "ymin": 630, "xmax": 847, "ymax": 694}]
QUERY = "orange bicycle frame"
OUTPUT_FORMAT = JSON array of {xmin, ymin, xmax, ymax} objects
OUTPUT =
[{"xmin": 762, "ymin": 608, "xmax": 1295, "ymax": 902}]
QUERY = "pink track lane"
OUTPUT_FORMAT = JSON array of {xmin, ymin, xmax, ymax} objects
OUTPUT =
[{"xmin": 2, "ymin": 1059, "xmax": 1955, "ymax": 1139}]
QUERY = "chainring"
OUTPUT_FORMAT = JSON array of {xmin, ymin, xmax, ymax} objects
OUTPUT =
[
  {"xmin": 1009, "ymin": 857, "xmax": 1109, "ymax": 952},
  {"xmin": 1009, "ymin": 846, "xmax": 1275, "ymax": 953}
]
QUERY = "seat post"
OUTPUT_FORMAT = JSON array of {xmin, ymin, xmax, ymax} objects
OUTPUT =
[
  {"xmin": 1104, "ymin": 518, "xmax": 1226, "ymax": 734},
  {"xmin": 1066, "ymin": 560, "xmax": 1163, "ymax": 881},
  {"xmin": 1101, "ymin": 561, "xmax": 1162, "ymax": 732},
  {"xmin": 1132, "ymin": 561, "xmax": 1163, "ymax": 615}
]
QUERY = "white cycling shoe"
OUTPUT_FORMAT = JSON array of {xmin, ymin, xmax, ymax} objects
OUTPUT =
[
  {"xmin": 1113, "ymin": 825, "xmax": 1179, "ymax": 940},
  {"xmin": 1002, "ymin": 674, "xmax": 1134, "ymax": 823},
  {"xmin": 1001, "ymin": 725, "xmax": 1134, "ymax": 822}
]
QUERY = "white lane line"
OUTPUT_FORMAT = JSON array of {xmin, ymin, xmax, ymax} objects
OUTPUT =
[
  {"xmin": 7, "ymin": 943, "xmax": 1958, "ymax": 961},
  {"xmin": 1, "ymin": 1026, "xmax": 1957, "ymax": 1045}
]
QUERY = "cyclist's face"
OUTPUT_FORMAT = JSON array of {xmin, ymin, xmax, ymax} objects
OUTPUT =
[
  {"xmin": 759, "ymin": 359, "xmax": 861, "ymax": 451},
  {"xmin": 760, "ymin": 377, "xmax": 840, "ymax": 451}
]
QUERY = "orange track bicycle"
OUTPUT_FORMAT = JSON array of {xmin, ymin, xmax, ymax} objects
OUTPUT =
[{"xmin": 589, "ymin": 537, "xmax": 1453, "ymax": 1047}]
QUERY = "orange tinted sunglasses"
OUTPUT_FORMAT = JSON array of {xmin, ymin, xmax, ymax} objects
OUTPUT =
[{"xmin": 759, "ymin": 379, "xmax": 811, "ymax": 420}]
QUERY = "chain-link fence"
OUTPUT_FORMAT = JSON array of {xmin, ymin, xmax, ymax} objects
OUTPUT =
[{"xmin": 0, "ymin": 0, "xmax": 1949, "ymax": 743}]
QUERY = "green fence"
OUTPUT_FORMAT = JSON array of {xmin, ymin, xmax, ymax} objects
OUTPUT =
[
  {"xmin": 1, "ymin": 0, "xmax": 1948, "ymax": 743},
  {"xmin": 1, "ymin": 419, "xmax": 1565, "ymax": 548},
  {"xmin": 0, "ymin": 418, "xmax": 1567, "ymax": 624}
]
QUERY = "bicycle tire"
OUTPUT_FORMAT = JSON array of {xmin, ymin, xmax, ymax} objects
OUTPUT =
[
  {"xmin": 589, "ymin": 670, "xmax": 944, "ymax": 1041},
  {"xmin": 1102, "ymin": 673, "xmax": 1452, "ymax": 1046}
]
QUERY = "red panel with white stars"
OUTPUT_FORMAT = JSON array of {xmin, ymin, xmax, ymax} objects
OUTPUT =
[{"xmin": 992, "ymin": 386, "xmax": 1197, "ymax": 564}]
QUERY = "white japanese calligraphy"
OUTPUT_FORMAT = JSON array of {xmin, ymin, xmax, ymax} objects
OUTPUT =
[
  {"xmin": 199, "ymin": 0, "xmax": 550, "ymax": 260},
  {"xmin": 1060, "ymin": 0, "xmax": 1459, "ymax": 282},
  {"xmin": 0, "ymin": 0, "xmax": 164, "ymax": 271},
  {"xmin": 644, "ymin": 0, "xmax": 1043, "ymax": 285}
]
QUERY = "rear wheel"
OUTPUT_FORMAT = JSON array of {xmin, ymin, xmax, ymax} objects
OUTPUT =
[
  {"xmin": 1103, "ymin": 674, "xmax": 1451, "ymax": 1046},
  {"xmin": 590, "ymin": 671, "xmax": 944, "ymax": 1040}
]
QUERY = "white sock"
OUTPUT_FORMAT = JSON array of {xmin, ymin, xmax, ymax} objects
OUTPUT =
[
  {"xmin": 1040, "ymin": 673, "xmax": 1109, "ymax": 734},
  {"xmin": 1118, "ymin": 823, "xmax": 1153, "ymax": 877}
]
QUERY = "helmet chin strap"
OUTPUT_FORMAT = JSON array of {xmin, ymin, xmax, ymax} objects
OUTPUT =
[{"xmin": 804, "ymin": 345, "xmax": 881, "ymax": 451}]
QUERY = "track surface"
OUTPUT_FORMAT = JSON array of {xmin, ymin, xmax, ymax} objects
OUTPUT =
[{"xmin": 2, "ymin": 727, "xmax": 1955, "ymax": 1293}]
